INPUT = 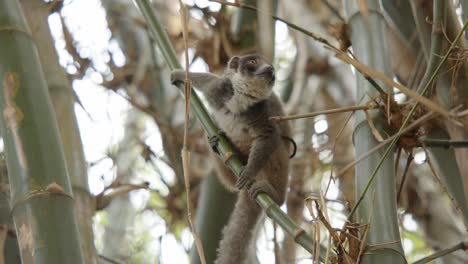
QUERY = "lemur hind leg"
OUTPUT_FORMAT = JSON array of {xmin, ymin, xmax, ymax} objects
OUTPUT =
[{"xmin": 248, "ymin": 179, "xmax": 285, "ymax": 205}]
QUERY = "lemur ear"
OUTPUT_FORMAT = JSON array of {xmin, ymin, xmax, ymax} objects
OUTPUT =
[{"xmin": 228, "ymin": 56, "xmax": 240, "ymax": 70}]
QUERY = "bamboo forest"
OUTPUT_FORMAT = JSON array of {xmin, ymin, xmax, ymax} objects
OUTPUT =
[{"xmin": 0, "ymin": 0, "xmax": 467, "ymax": 263}]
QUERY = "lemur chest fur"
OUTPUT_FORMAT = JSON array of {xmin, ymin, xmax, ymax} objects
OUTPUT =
[
  {"xmin": 224, "ymin": 74, "xmax": 271, "ymax": 113},
  {"xmin": 211, "ymin": 73, "xmax": 272, "ymax": 153},
  {"xmin": 212, "ymin": 106, "xmax": 254, "ymax": 154}
]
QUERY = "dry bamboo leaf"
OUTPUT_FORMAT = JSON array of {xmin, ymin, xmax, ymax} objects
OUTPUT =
[
  {"xmin": 179, "ymin": 1, "xmax": 206, "ymax": 263},
  {"xmin": 364, "ymin": 110, "xmax": 385, "ymax": 142},
  {"xmin": 334, "ymin": 52, "xmax": 453, "ymax": 120}
]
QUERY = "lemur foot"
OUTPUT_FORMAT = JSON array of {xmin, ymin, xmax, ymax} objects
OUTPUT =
[
  {"xmin": 208, "ymin": 130, "xmax": 227, "ymax": 154},
  {"xmin": 248, "ymin": 180, "xmax": 282, "ymax": 204},
  {"xmin": 236, "ymin": 167, "xmax": 255, "ymax": 190},
  {"xmin": 170, "ymin": 70, "xmax": 185, "ymax": 85}
]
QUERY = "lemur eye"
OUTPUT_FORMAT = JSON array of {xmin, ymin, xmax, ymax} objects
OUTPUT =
[{"xmin": 247, "ymin": 59, "xmax": 257, "ymax": 65}]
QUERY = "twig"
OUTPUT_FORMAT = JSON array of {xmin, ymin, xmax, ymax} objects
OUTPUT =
[
  {"xmin": 356, "ymin": 222, "xmax": 370, "ymax": 264},
  {"xmin": 210, "ymin": 0, "xmax": 339, "ymax": 51},
  {"xmin": 419, "ymin": 138, "xmax": 468, "ymax": 148},
  {"xmin": 394, "ymin": 147, "xmax": 402, "ymax": 179},
  {"xmin": 457, "ymin": 108, "xmax": 468, "ymax": 117},
  {"xmin": 178, "ymin": 1, "xmax": 207, "ymax": 263},
  {"xmin": 397, "ymin": 152, "xmax": 413, "ymax": 203},
  {"xmin": 422, "ymin": 145, "xmax": 463, "ymax": 216},
  {"xmin": 413, "ymin": 241, "xmax": 468, "ymax": 264},
  {"xmin": 333, "ymin": 51, "xmax": 454, "ymax": 120},
  {"xmin": 270, "ymin": 103, "xmax": 377, "ymax": 122},
  {"xmin": 346, "ymin": 110, "xmax": 436, "ymax": 219},
  {"xmin": 337, "ymin": 111, "xmax": 436, "ymax": 180},
  {"xmin": 95, "ymin": 182, "xmax": 150, "ymax": 210},
  {"xmin": 321, "ymin": 0, "xmax": 345, "ymax": 22},
  {"xmin": 313, "ymin": 200, "xmax": 352, "ymax": 264},
  {"xmin": 364, "ymin": 109, "xmax": 384, "ymax": 142},
  {"xmin": 99, "ymin": 254, "xmax": 124, "ymax": 264},
  {"xmin": 324, "ymin": 94, "xmax": 367, "ymax": 198}
]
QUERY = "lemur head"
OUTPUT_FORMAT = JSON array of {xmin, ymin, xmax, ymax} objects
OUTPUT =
[{"xmin": 226, "ymin": 54, "xmax": 275, "ymax": 101}]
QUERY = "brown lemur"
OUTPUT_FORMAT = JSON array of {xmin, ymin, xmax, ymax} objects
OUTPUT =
[{"xmin": 171, "ymin": 54, "xmax": 292, "ymax": 264}]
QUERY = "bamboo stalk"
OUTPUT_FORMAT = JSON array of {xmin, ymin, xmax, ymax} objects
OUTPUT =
[
  {"xmin": 0, "ymin": 0, "xmax": 84, "ymax": 262},
  {"xmin": 348, "ymin": 2, "xmax": 468, "ymax": 220},
  {"xmin": 413, "ymin": 241, "xmax": 468, "ymax": 264}
]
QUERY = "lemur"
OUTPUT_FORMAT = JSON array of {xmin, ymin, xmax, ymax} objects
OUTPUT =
[{"xmin": 171, "ymin": 54, "xmax": 292, "ymax": 264}]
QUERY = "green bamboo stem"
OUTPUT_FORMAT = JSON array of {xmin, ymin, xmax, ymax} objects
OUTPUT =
[
  {"xmin": 409, "ymin": 0, "xmax": 432, "ymax": 61},
  {"xmin": 0, "ymin": 164, "xmax": 21, "ymax": 264},
  {"xmin": 345, "ymin": 0, "xmax": 404, "ymax": 263},
  {"xmin": 416, "ymin": 0, "xmax": 445, "ymax": 95},
  {"xmin": 19, "ymin": 0, "xmax": 97, "ymax": 262},
  {"xmin": 0, "ymin": 0, "xmax": 84, "ymax": 263},
  {"xmin": 229, "ymin": 0, "xmax": 256, "ymax": 45},
  {"xmin": 425, "ymin": 129, "xmax": 468, "ymax": 224},
  {"xmin": 349, "ymin": 1, "xmax": 468, "ymax": 220},
  {"xmin": 212, "ymin": 0, "xmax": 337, "ymax": 51},
  {"xmin": 190, "ymin": 174, "xmax": 236, "ymax": 264},
  {"xmin": 134, "ymin": 0, "xmax": 328, "ymax": 260},
  {"xmin": 463, "ymin": 1, "xmax": 468, "ymax": 39}
]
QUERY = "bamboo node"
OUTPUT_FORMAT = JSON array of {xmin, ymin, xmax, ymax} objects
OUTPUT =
[
  {"xmin": 223, "ymin": 151, "xmax": 234, "ymax": 163},
  {"xmin": 46, "ymin": 182, "xmax": 66, "ymax": 194},
  {"xmin": 293, "ymin": 228, "xmax": 306, "ymax": 240}
]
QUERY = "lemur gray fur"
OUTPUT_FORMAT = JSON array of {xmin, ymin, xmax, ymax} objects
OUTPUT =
[{"xmin": 171, "ymin": 54, "xmax": 292, "ymax": 264}]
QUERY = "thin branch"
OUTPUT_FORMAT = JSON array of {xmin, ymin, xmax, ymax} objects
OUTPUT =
[
  {"xmin": 211, "ymin": 0, "xmax": 339, "ymax": 51},
  {"xmin": 413, "ymin": 241, "xmax": 468, "ymax": 264},
  {"xmin": 423, "ymin": 145, "xmax": 463, "ymax": 215},
  {"xmin": 99, "ymin": 254, "xmax": 123, "ymax": 264},
  {"xmin": 334, "ymin": 51, "xmax": 454, "ymax": 120},
  {"xmin": 270, "ymin": 103, "xmax": 377, "ymax": 122},
  {"xmin": 346, "ymin": 111, "xmax": 436, "ymax": 219},
  {"xmin": 179, "ymin": 1, "xmax": 207, "ymax": 263},
  {"xmin": 325, "ymin": 94, "xmax": 367, "ymax": 198},
  {"xmin": 95, "ymin": 182, "xmax": 150, "ymax": 210},
  {"xmin": 321, "ymin": 0, "xmax": 345, "ymax": 22},
  {"xmin": 397, "ymin": 153, "xmax": 413, "ymax": 203},
  {"xmin": 337, "ymin": 111, "xmax": 436, "ymax": 180},
  {"xmin": 419, "ymin": 138, "xmax": 468, "ymax": 148}
]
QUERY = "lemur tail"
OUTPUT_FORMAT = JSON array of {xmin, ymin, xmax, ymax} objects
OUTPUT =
[{"xmin": 215, "ymin": 190, "xmax": 262, "ymax": 264}]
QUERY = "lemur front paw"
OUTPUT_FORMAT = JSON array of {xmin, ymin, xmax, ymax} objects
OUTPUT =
[
  {"xmin": 248, "ymin": 180, "xmax": 283, "ymax": 204},
  {"xmin": 170, "ymin": 70, "xmax": 185, "ymax": 85},
  {"xmin": 236, "ymin": 167, "xmax": 255, "ymax": 190},
  {"xmin": 208, "ymin": 130, "xmax": 226, "ymax": 154}
]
